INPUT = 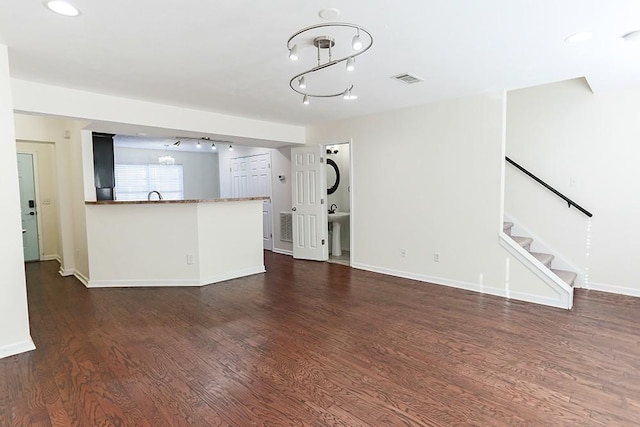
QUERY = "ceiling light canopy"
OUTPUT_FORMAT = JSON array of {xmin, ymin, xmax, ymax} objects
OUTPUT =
[
  {"xmin": 287, "ymin": 22, "xmax": 373, "ymax": 104},
  {"xmin": 45, "ymin": 1, "xmax": 80, "ymax": 17}
]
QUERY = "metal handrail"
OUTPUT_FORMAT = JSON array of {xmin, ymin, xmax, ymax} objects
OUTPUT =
[{"xmin": 506, "ymin": 156, "xmax": 593, "ymax": 218}]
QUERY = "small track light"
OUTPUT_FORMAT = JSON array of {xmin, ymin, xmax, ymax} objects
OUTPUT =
[
  {"xmin": 289, "ymin": 44, "xmax": 299, "ymax": 61},
  {"xmin": 173, "ymin": 140, "xmax": 181, "ymax": 146},
  {"xmin": 343, "ymin": 88, "xmax": 358, "ymax": 100},
  {"xmin": 346, "ymin": 57, "xmax": 355, "ymax": 71},
  {"xmin": 211, "ymin": 143, "xmax": 216, "ymax": 150},
  {"xmin": 303, "ymin": 94, "xmax": 310, "ymax": 105},
  {"xmin": 197, "ymin": 141, "xmax": 201, "ymax": 148},
  {"xmin": 298, "ymin": 76, "xmax": 307, "ymax": 89},
  {"xmin": 352, "ymin": 29, "xmax": 363, "ymax": 50},
  {"xmin": 229, "ymin": 145, "xmax": 233, "ymax": 151}
]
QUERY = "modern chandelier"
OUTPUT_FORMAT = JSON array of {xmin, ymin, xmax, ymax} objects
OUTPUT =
[
  {"xmin": 287, "ymin": 23, "xmax": 373, "ymax": 104},
  {"xmin": 158, "ymin": 145, "xmax": 175, "ymax": 165}
]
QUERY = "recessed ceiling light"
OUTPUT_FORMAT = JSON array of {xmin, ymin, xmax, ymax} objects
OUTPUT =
[
  {"xmin": 623, "ymin": 30, "xmax": 640, "ymax": 42},
  {"xmin": 565, "ymin": 31, "xmax": 593, "ymax": 44},
  {"xmin": 45, "ymin": 0, "xmax": 80, "ymax": 16}
]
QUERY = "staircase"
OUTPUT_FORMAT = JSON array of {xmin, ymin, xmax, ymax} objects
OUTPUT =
[{"xmin": 503, "ymin": 221, "xmax": 577, "ymax": 287}]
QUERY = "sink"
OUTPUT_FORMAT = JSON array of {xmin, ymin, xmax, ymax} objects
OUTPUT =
[
  {"xmin": 328, "ymin": 212, "xmax": 349, "ymax": 256},
  {"xmin": 328, "ymin": 212, "xmax": 350, "ymax": 221}
]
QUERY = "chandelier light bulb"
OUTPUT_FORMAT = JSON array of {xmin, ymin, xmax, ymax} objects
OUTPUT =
[
  {"xmin": 211, "ymin": 143, "xmax": 216, "ymax": 150},
  {"xmin": 196, "ymin": 141, "xmax": 201, "ymax": 148},
  {"xmin": 303, "ymin": 94, "xmax": 310, "ymax": 105},
  {"xmin": 298, "ymin": 76, "xmax": 307, "ymax": 89},
  {"xmin": 289, "ymin": 44, "xmax": 299, "ymax": 61},
  {"xmin": 346, "ymin": 57, "xmax": 355, "ymax": 71},
  {"xmin": 228, "ymin": 145, "xmax": 233, "ymax": 151}
]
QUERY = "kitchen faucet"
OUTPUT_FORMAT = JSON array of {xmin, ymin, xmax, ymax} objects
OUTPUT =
[
  {"xmin": 329, "ymin": 204, "xmax": 337, "ymax": 214},
  {"xmin": 147, "ymin": 190, "xmax": 163, "ymax": 201}
]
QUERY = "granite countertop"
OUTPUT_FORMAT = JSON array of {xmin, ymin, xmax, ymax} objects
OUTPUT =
[{"xmin": 85, "ymin": 197, "xmax": 269, "ymax": 205}]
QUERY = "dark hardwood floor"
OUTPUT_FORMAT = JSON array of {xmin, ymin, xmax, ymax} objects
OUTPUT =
[{"xmin": 2, "ymin": 253, "xmax": 640, "ymax": 426}]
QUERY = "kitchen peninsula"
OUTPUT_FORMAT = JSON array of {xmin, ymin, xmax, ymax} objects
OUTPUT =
[{"xmin": 84, "ymin": 197, "xmax": 267, "ymax": 288}]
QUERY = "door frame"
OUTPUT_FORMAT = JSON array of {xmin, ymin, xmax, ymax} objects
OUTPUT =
[
  {"xmin": 322, "ymin": 140, "xmax": 353, "ymax": 265},
  {"xmin": 17, "ymin": 150, "xmax": 45, "ymax": 261}
]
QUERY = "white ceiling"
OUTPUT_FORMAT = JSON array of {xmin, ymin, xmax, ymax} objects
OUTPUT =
[{"xmin": 2, "ymin": 0, "xmax": 640, "ymax": 128}]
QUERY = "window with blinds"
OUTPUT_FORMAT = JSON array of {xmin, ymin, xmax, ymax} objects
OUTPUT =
[{"xmin": 114, "ymin": 164, "xmax": 184, "ymax": 201}]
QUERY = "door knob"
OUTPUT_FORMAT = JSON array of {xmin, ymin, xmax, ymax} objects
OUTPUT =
[
  {"xmin": 291, "ymin": 207, "xmax": 297, "ymax": 211},
  {"xmin": 28, "ymin": 212, "xmax": 35, "ymax": 216}
]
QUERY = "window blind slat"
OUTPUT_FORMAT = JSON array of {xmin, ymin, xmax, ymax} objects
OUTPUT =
[{"xmin": 114, "ymin": 164, "xmax": 184, "ymax": 201}]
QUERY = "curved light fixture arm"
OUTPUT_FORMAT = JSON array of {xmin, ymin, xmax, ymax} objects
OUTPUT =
[{"xmin": 287, "ymin": 22, "xmax": 373, "ymax": 99}]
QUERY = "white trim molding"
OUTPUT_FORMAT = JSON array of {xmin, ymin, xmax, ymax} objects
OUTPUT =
[
  {"xmin": 273, "ymin": 248, "xmax": 293, "ymax": 256},
  {"xmin": 42, "ymin": 254, "xmax": 61, "ymax": 262},
  {"xmin": 59, "ymin": 267, "xmax": 74, "ymax": 276},
  {"xmin": 0, "ymin": 338, "xmax": 36, "ymax": 359},
  {"xmin": 586, "ymin": 282, "xmax": 640, "ymax": 298},
  {"xmin": 87, "ymin": 265, "xmax": 265, "ymax": 288},
  {"xmin": 498, "ymin": 232, "xmax": 573, "ymax": 309},
  {"xmin": 352, "ymin": 261, "xmax": 571, "ymax": 310},
  {"xmin": 73, "ymin": 270, "xmax": 89, "ymax": 287}
]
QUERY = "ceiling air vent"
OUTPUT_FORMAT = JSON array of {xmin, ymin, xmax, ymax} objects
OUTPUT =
[{"xmin": 391, "ymin": 73, "xmax": 423, "ymax": 85}]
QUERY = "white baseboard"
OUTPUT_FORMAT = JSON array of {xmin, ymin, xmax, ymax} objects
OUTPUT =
[
  {"xmin": 59, "ymin": 267, "xmax": 74, "ymax": 277},
  {"xmin": 74, "ymin": 270, "xmax": 89, "ymax": 287},
  {"xmin": 86, "ymin": 265, "xmax": 266, "ymax": 288},
  {"xmin": 87, "ymin": 278, "xmax": 201, "ymax": 288},
  {"xmin": 586, "ymin": 282, "xmax": 640, "ymax": 298},
  {"xmin": 273, "ymin": 248, "xmax": 293, "ymax": 256},
  {"xmin": 42, "ymin": 254, "xmax": 60, "ymax": 262},
  {"xmin": 351, "ymin": 262, "xmax": 571, "ymax": 310},
  {"xmin": 200, "ymin": 265, "xmax": 266, "ymax": 286},
  {"xmin": 0, "ymin": 338, "xmax": 36, "ymax": 359}
]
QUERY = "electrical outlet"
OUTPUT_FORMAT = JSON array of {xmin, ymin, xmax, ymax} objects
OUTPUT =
[
  {"xmin": 401, "ymin": 248, "xmax": 407, "ymax": 258},
  {"xmin": 434, "ymin": 253, "xmax": 440, "ymax": 262},
  {"xmin": 186, "ymin": 254, "xmax": 194, "ymax": 265}
]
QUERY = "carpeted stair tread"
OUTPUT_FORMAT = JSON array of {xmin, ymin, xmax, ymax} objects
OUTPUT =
[
  {"xmin": 503, "ymin": 222, "xmax": 514, "ymax": 236},
  {"xmin": 511, "ymin": 236, "xmax": 533, "ymax": 249},
  {"xmin": 531, "ymin": 252, "xmax": 554, "ymax": 268},
  {"xmin": 552, "ymin": 269, "xmax": 577, "ymax": 287}
]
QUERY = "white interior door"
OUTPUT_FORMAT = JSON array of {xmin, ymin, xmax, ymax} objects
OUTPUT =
[
  {"xmin": 17, "ymin": 153, "xmax": 40, "ymax": 261},
  {"xmin": 231, "ymin": 153, "xmax": 273, "ymax": 250},
  {"xmin": 291, "ymin": 146, "xmax": 328, "ymax": 261}
]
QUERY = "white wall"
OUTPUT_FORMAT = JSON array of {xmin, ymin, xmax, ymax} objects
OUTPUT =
[
  {"xmin": 218, "ymin": 145, "xmax": 293, "ymax": 254},
  {"xmin": 114, "ymin": 146, "xmax": 220, "ymax": 200},
  {"xmin": 0, "ymin": 45, "xmax": 34, "ymax": 358},
  {"xmin": 15, "ymin": 140, "xmax": 60, "ymax": 260},
  {"xmin": 11, "ymin": 79, "xmax": 305, "ymax": 146},
  {"xmin": 85, "ymin": 201, "xmax": 264, "ymax": 286},
  {"xmin": 67, "ymin": 121, "xmax": 91, "ymax": 281},
  {"xmin": 506, "ymin": 78, "xmax": 640, "ymax": 297},
  {"xmin": 308, "ymin": 92, "xmax": 566, "ymax": 308}
]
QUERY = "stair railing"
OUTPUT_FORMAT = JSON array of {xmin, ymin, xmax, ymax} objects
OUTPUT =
[{"xmin": 505, "ymin": 156, "xmax": 593, "ymax": 218}]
